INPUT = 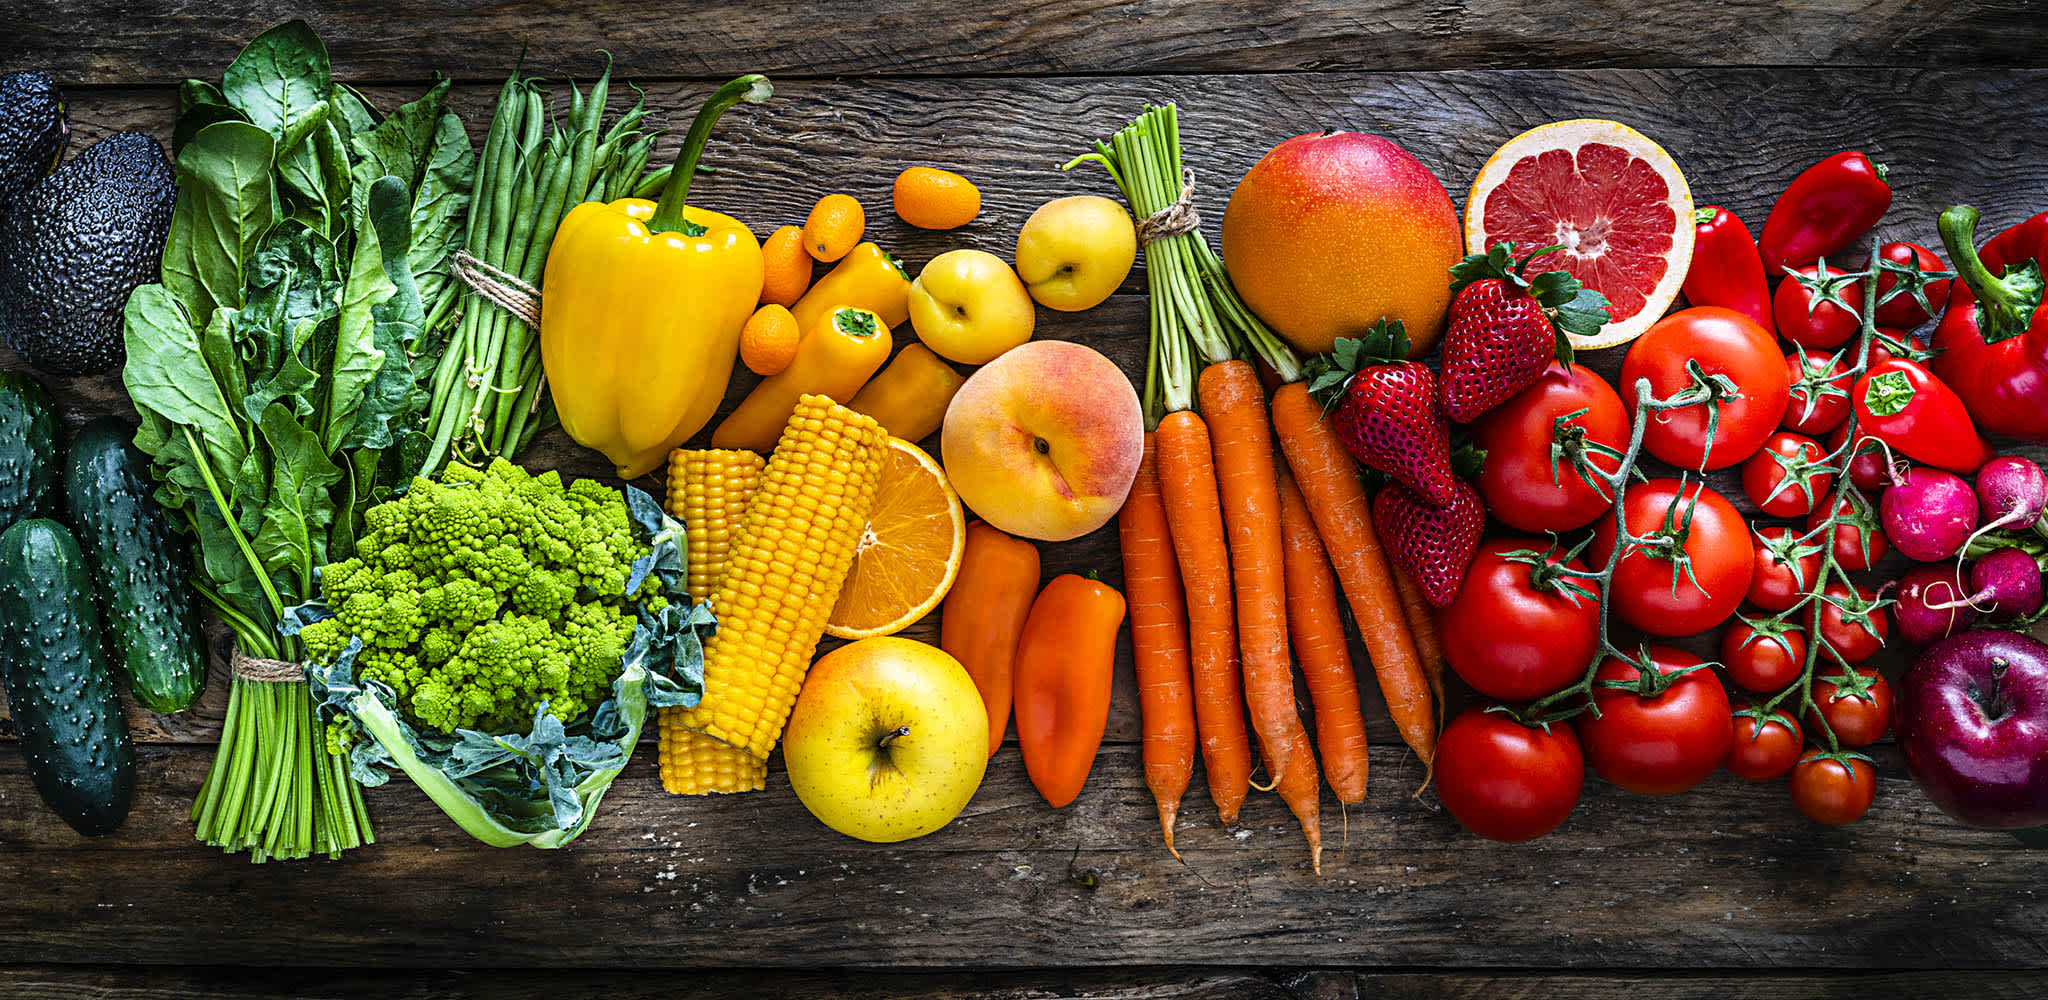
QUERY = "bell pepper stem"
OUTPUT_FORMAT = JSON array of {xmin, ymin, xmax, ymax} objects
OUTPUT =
[
  {"xmin": 647, "ymin": 74, "xmax": 773, "ymax": 235},
  {"xmin": 1940, "ymin": 204, "xmax": 2046, "ymax": 343}
]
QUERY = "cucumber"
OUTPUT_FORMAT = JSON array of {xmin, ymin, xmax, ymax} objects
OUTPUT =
[
  {"xmin": 0, "ymin": 369, "xmax": 58, "ymax": 531},
  {"xmin": 0, "ymin": 518, "xmax": 134, "ymax": 836},
  {"xmin": 65, "ymin": 417, "xmax": 205, "ymax": 713}
]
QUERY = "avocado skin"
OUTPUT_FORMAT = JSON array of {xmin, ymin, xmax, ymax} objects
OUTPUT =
[
  {"xmin": 0, "ymin": 131, "xmax": 174, "ymax": 376},
  {"xmin": 0, "ymin": 72, "xmax": 68, "ymax": 215}
]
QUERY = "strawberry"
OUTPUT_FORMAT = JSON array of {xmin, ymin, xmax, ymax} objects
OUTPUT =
[
  {"xmin": 1307, "ymin": 320, "xmax": 1460, "ymax": 506},
  {"xmin": 1438, "ymin": 241, "xmax": 1612, "ymax": 423},
  {"xmin": 1373, "ymin": 477, "xmax": 1485, "ymax": 608}
]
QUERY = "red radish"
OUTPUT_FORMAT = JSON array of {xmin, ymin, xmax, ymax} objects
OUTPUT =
[
  {"xmin": 1973, "ymin": 455, "xmax": 2048, "ymax": 535},
  {"xmin": 1881, "ymin": 466, "xmax": 1980, "ymax": 562},
  {"xmin": 1936, "ymin": 547, "xmax": 2045, "ymax": 624},
  {"xmin": 1894, "ymin": 563, "xmax": 1976, "ymax": 646}
]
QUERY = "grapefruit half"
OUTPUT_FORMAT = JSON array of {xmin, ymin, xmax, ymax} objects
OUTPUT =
[{"xmin": 1465, "ymin": 120, "xmax": 1693, "ymax": 351}]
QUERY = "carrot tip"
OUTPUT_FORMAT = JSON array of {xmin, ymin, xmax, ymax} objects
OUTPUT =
[{"xmin": 1156, "ymin": 801, "xmax": 1182, "ymax": 862}]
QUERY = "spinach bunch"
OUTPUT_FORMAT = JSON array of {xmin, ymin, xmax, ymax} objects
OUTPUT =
[{"xmin": 120, "ymin": 20, "xmax": 474, "ymax": 656}]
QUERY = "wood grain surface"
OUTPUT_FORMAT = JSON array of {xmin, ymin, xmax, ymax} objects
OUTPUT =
[
  {"xmin": 4, "ymin": 13, "xmax": 2048, "ymax": 993},
  {"xmin": 3, "ymin": 0, "xmax": 2045, "ymax": 84}
]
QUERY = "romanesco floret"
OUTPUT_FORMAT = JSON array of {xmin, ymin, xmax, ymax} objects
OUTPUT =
[{"xmin": 306, "ymin": 457, "xmax": 663, "ymax": 736}]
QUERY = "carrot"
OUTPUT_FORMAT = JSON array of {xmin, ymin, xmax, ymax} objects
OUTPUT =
[
  {"xmin": 1270, "ymin": 381, "xmax": 1437, "ymax": 768},
  {"xmin": 1391, "ymin": 565, "xmax": 1447, "ymax": 716},
  {"xmin": 1152, "ymin": 408, "xmax": 1252, "ymax": 824},
  {"xmin": 1276, "ymin": 466, "xmax": 1369, "ymax": 805},
  {"xmin": 1117, "ymin": 434, "xmax": 1198, "ymax": 858},
  {"xmin": 1197, "ymin": 361, "xmax": 1306, "ymax": 787}
]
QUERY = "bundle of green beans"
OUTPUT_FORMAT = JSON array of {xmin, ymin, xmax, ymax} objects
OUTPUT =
[{"xmin": 419, "ymin": 64, "xmax": 661, "ymax": 475}]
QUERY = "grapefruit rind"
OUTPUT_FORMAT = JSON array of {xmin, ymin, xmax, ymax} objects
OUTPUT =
[{"xmin": 1465, "ymin": 119, "xmax": 1694, "ymax": 352}]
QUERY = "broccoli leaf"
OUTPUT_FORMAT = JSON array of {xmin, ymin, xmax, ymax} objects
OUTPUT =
[{"xmin": 625, "ymin": 484, "xmax": 689, "ymax": 598}]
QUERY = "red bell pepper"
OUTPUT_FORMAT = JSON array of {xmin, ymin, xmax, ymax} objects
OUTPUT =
[
  {"xmin": 1932, "ymin": 205, "xmax": 2048, "ymax": 442},
  {"xmin": 1853, "ymin": 357, "xmax": 1995, "ymax": 474},
  {"xmin": 1682, "ymin": 205, "xmax": 1774, "ymax": 332},
  {"xmin": 1758, "ymin": 152, "xmax": 1892, "ymax": 276}
]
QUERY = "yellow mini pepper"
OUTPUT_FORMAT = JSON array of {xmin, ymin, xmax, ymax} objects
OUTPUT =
[
  {"xmin": 713, "ymin": 306, "xmax": 893, "ymax": 451},
  {"xmin": 849, "ymin": 343, "xmax": 965, "ymax": 442},
  {"xmin": 789, "ymin": 241, "xmax": 912, "ymax": 334},
  {"xmin": 540, "ymin": 75, "xmax": 774, "ymax": 478}
]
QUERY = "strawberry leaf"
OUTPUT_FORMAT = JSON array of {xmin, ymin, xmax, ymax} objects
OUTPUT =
[{"xmin": 1549, "ymin": 285, "xmax": 1613, "ymax": 341}]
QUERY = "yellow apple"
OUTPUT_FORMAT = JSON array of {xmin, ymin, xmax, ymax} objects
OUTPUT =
[
  {"xmin": 782, "ymin": 636, "xmax": 989, "ymax": 843},
  {"xmin": 907, "ymin": 249, "xmax": 1036, "ymax": 365},
  {"xmin": 1014, "ymin": 195, "xmax": 1137, "ymax": 312}
]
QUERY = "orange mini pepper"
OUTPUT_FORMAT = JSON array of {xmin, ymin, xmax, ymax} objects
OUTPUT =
[
  {"xmin": 940, "ymin": 522, "xmax": 1042, "ymax": 757},
  {"xmin": 1012, "ymin": 573, "xmax": 1126, "ymax": 808}
]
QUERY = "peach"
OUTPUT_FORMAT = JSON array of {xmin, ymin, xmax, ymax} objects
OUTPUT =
[{"xmin": 940, "ymin": 340, "xmax": 1142, "ymax": 541}]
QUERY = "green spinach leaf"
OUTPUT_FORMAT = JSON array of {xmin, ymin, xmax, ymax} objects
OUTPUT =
[
  {"xmin": 220, "ymin": 19, "xmax": 333, "ymax": 157},
  {"xmin": 162, "ymin": 121, "xmax": 277, "ymax": 331}
]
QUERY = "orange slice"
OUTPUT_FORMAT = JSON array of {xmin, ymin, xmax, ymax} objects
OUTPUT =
[
  {"xmin": 825, "ymin": 437, "xmax": 966, "ymax": 639},
  {"xmin": 1465, "ymin": 119, "xmax": 1694, "ymax": 351}
]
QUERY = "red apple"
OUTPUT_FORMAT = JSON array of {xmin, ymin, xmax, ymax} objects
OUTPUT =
[{"xmin": 1895, "ymin": 630, "xmax": 2048, "ymax": 829}]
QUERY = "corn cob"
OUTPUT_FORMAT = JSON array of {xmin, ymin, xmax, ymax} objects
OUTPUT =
[
  {"xmin": 659, "ymin": 449, "xmax": 770, "ymax": 795},
  {"xmin": 679, "ymin": 395, "xmax": 888, "ymax": 758}
]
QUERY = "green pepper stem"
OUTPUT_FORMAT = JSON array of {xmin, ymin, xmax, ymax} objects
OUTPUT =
[
  {"xmin": 1939, "ymin": 204, "xmax": 2046, "ymax": 343},
  {"xmin": 647, "ymin": 74, "xmax": 772, "ymax": 235}
]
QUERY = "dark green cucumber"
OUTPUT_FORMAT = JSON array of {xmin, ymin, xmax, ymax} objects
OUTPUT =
[
  {"xmin": 0, "ymin": 518, "xmax": 133, "ymax": 835},
  {"xmin": 64, "ymin": 417, "xmax": 205, "ymax": 713},
  {"xmin": 0, "ymin": 369, "xmax": 58, "ymax": 530}
]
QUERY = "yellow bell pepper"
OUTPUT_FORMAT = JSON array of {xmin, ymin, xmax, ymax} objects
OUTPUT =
[
  {"xmin": 849, "ymin": 343, "xmax": 964, "ymax": 442},
  {"xmin": 713, "ymin": 306, "xmax": 893, "ymax": 451},
  {"xmin": 789, "ymin": 241, "xmax": 912, "ymax": 334},
  {"xmin": 540, "ymin": 75, "xmax": 773, "ymax": 478}
]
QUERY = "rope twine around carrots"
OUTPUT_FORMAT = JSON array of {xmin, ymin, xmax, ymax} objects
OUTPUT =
[
  {"xmin": 1135, "ymin": 168, "xmax": 1201, "ymax": 245},
  {"xmin": 453, "ymin": 250, "xmax": 543, "ymax": 329}
]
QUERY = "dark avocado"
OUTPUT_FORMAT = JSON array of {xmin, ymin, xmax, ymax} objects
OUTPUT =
[
  {"xmin": 0, "ymin": 72, "xmax": 68, "ymax": 215},
  {"xmin": 0, "ymin": 131, "xmax": 174, "ymax": 376}
]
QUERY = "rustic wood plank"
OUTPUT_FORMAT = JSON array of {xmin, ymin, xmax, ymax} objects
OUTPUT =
[
  {"xmin": 0, "ymin": 743, "xmax": 2036, "ymax": 969},
  {"xmin": 3, "ymin": 1, "xmax": 2045, "ymax": 85},
  {"xmin": 6, "ymin": 67, "xmax": 2045, "ymax": 744},
  {"xmin": 7, "ymin": 966, "xmax": 2048, "ymax": 1000}
]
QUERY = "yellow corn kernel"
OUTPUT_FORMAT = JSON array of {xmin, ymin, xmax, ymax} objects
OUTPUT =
[
  {"xmin": 660, "ymin": 448, "xmax": 770, "ymax": 795},
  {"xmin": 679, "ymin": 395, "xmax": 888, "ymax": 758}
]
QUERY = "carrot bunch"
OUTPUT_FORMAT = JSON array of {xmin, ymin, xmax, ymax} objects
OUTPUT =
[{"xmin": 1075, "ymin": 104, "xmax": 1440, "ymax": 873}]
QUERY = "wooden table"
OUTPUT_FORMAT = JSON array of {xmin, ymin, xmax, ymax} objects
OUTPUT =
[{"xmin": 3, "ymin": 3, "xmax": 2047, "ymax": 996}]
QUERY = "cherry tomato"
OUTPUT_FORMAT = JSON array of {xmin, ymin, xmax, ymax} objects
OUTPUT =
[
  {"xmin": 1437, "ymin": 538, "xmax": 1601, "ymax": 701},
  {"xmin": 1576, "ymin": 646, "xmax": 1733, "ymax": 796},
  {"xmin": 1470, "ymin": 362, "xmax": 1630, "ymax": 534},
  {"xmin": 1620, "ymin": 307, "xmax": 1790, "ymax": 471},
  {"xmin": 1828, "ymin": 424, "xmax": 1899, "ymax": 492},
  {"xmin": 1806, "ymin": 494, "xmax": 1889, "ymax": 571},
  {"xmin": 1782, "ymin": 348, "xmax": 1851, "ymax": 436},
  {"xmin": 1773, "ymin": 263, "xmax": 1865, "ymax": 349},
  {"xmin": 1588, "ymin": 478, "xmax": 1755, "ymax": 637},
  {"xmin": 1748, "ymin": 526, "xmax": 1823, "ymax": 612},
  {"xmin": 1805, "ymin": 663, "xmax": 1893, "ymax": 748},
  {"xmin": 1741, "ymin": 431, "xmax": 1832, "ymax": 518},
  {"xmin": 1727, "ymin": 703, "xmax": 1803, "ymax": 782},
  {"xmin": 1720, "ymin": 621, "xmax": 1806, "ymax": 693},
  {"xmin": 1789, "ymin": 751, "xmax": 1876, "ymax": 825},
  {"xmin": 1873, "ymin": 241, "xmax": 1952, "ymax": 329},
  {"xmin": 1436, "ymin": 706, "xmax": 1585, "ymax": 843},
  {"xmin": 1817, "ymin": 581, "xmax": 1889, "ymax": 662}
]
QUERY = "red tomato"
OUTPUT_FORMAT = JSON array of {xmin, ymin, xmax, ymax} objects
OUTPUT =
[
  {"xmin": 1806, "ymin": 494, "xmax": 1889, "ymax": 571},
  {"xmin": 1773, "ymin": 264, "xmax": 1865, "ymax": 349},
  {"xmin": 1741, "ymin": 431, "xmax": 1832, "ymax": 517},
  {"xmin": 1782, "ymin": 348, "xmax": 1850, "ymax": 435},
  {"xmin": 1437, "ymin": 538, "xmax": 1601, "ymax": 701},
  {"xmin": 1727, "ymin": 703, "xmax": 1803, "ymax": 782},
  {"xmin": 1817, "ymin": 581, "xmax": 1889, "ymax": 662},
  {"xmin": 1576, "ymin": 646, "xmax": 1733, "ymax": 795},
  {"xmin": 1805, "ymin": 663, "xmax": 1893, "ymax": 748},
  {"xmin": 1873, "ymin": 241, "xmax": 1952, "ymax": 329},
  {"xmin": 1748, "ymin": 526, "xmax": 1822, "ymax": 612},
  {"xmin": 1789, "ymin": 751, "xmax": 1876, "ymax": 825},
  {"xmin": 1436, "ymin": 706, "xmax": 1585, "ymax": 843},
  {"xmin": 1588, "ymin": 478, "xmax": 1755, "ymax": 637},
  {"xmin": 1720, "ymin": 621, "xmax": 1806, "ymax": 693},
  {"xmin": 1470, "ymin": 362, "xmax": 1630, "ymax": 534},
  {"xmin": 1621, "ymin": 307, "xmax": 1789, "ymax": 471},
  {"xmin": 1828, "ymin": 424, "xmax": 1899, "ymax": 492}
]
